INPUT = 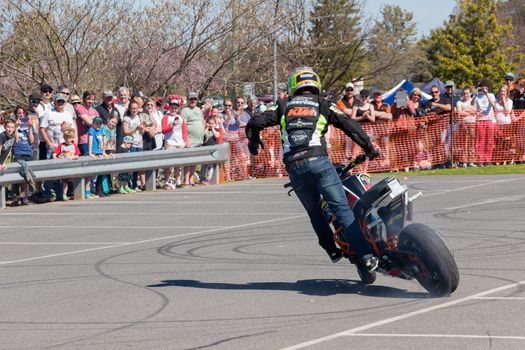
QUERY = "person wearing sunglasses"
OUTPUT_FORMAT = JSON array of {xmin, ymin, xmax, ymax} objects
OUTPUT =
[{"xmin": 181, "ymin": 92, "xmax": 205, "ymax": 187}]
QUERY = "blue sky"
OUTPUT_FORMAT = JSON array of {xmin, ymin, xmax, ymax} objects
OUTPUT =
[{"xmin": 364, "ymin": 0, "xmax": 458, "ymax": 37}]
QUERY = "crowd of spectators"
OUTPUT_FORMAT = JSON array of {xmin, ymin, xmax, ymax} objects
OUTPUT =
[
  {"xmin": 1, "ymin": 73, "xmax": 525, "ymax": 206},
  {"xmin": 333, "ymin": 73, "xmax": 525, "ymax": 171},
  {"xmin": 0, "ymin": 84, "xmax": 261, "ymax": 206}
]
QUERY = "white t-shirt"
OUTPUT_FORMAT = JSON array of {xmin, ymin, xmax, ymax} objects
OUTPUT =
[
  {"xmin": 123, "ymin": 115, "xmax": 143, "ymax": 148},
  {"xmin": 456, "ymin": 99, "xmax": 476, "ymax": 123},
  {"xmin": 40, "ymin": 108, "xmax": 75, "ymax": 145},
  {"xmin": 36, "ymin": 101, "xmax": 54, "ymax": 141},
  {"xmin": 494, "ymin": 99, "xmax": 513, "ymax": 125},
  {"xmin": 474, "ymin": 93, "xmax": 496, "ymax": 122}
]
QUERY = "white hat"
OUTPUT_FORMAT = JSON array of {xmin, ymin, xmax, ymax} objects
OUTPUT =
[{"xmin": 345, "ymin": 82, "xmax": 354, "ymax": 90}]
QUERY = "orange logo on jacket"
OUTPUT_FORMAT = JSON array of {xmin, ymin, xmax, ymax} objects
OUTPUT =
[{"xmin": 287, "ymin": 107, "xmax": 317, "ymax": 117}]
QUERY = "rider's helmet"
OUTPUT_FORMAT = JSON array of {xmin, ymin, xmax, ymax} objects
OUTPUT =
[{"xmin": 288, "ymin": 67, "xmax": 322, "ymax": 96}]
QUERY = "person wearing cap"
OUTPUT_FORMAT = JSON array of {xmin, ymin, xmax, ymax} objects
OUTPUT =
[
  {"xmin": 336, "ymin": 82, "xmax": 357, "ymax": 117},
  {"xmin": 70, "ymin": 94, "xmax": 82, "ymax": 106},
  {"xmin": 35, "ymin": 84, "xmax": 55, "ymax": 160},
  {"xmin": 180, "ymin": 92, "xmax": 204, "ymax": 187},
  {"xmin": 39, "ymin": 92, "xmax": 76, "ymax": 200},
  {"xmin": 96, "ymin": 90, "xmax": 121, "ymax": 124},
  {"xmin": 371, "ymin": 90, "xmax": 392, "ymax": 168},
  {"xmin": 27, "ymin": 92, "xmax": 42, "ymax": 152},
  {"xmin": 161, "ymin": 98, "xmax": 189, "ymax": 189},
  {"xmin": 504, "ymin": 72, "xmax": 516, "ymax": 96}
]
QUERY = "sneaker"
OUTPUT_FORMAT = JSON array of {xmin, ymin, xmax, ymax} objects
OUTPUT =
[
  {"xmin": 200, "ymin": 179, "xmax": 210, "ymax": 185},
  {"xmin": 62, "ymin": 194, "xmax": 69, "ymax": 201},
  {"xmin": 118, "ymin": 187, "xmax": 128, "ymax": 194},
  {"xmin": 124, "ymin": 186, "xmax": 135, "ymax": 193},
  {"xmin": 329, "ymin": 249, "xmax": 343, "ymax": 263},
  {"xmin": 134, "ymin": 187, "xmax": 143, "ymax": 192},
  {"xmin": 358, "ymin": 254, "xmax": 378, "ymax": 272},
  {"xmin": 468, "ymin": 162, "xmax": 477, "ymax": 167},
  {"xmin": 163, "ymin": 184, "xmax": 173, "ymax": 190},
  {"xmin": 85, "ymin": 191, "xmax": 95, "ymax": 199}
]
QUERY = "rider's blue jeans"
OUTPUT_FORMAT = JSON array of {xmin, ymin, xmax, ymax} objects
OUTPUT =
[{"xmin": 286, "ymin": 155, "xmax": 372, "ymax": 258}]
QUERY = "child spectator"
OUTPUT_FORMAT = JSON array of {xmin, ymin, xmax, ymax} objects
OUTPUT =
[
  {"xmin": 102, "ymin": 115, "xmax": 118, "ymax": 157},
  {"xmin": 161, "ymin": 99, "xmax": 189, "ymax": 189},
  {"xmin": 200, "ymin": 115, "xmax": 222, "ymax": 185},
  {"xmin": 88, "ymin": 117, "xmax": 107, "ymax": 197},
  {"xmin": 414, "ymin": 140, "xmax": 432, "ymax": 171},
  {"xmin": 117, "ymin": 136, "xmax": 135, "ymax": 194},
  {"xmin": 0, "ymin": 117, "xmax": 18, "ymax": 171},
  {"xmin": 52, "ymin": 128, "xmax": 79, "ymax": 201},
  {"xmin": 11, "ymin": 106, "xmax": 35, "ymax": 205}
]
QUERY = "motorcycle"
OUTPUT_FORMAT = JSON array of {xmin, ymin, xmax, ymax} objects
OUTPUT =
[{"xmin": 285, "ymin": 155, "xmax": 460, "ymax": 297}]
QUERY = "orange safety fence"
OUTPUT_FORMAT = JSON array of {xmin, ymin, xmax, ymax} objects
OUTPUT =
[{"xmin": 220, "ymin": 110, "xmax": 525, "ymax": 180}]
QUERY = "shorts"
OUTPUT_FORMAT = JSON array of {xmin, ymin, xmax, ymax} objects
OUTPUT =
[{"xmin": 13, "ymin": 155, "xmax": 34, "ymax": 162}]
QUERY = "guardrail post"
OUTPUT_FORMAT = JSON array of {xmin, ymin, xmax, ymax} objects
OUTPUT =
[
  {"xmin": 0, "ymin": 185, "xmax": 6, "ymax": 209},
  {"xmin": 73, "ymin": 177, "xmax": 86, "ymax": 200},
  {"xmin": 144, "ymin": 170, "xmax": 156, "ymax": 191},
  {"xmin": 211, "ymin": 164, "xmax": 219, "ymax": 185}
]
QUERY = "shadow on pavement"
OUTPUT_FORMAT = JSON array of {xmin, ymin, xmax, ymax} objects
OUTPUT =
[{"xmin": 148, "ymin": 279, "xmax": 429, "ymax": 298}]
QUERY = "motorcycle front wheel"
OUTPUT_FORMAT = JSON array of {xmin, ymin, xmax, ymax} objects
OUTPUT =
[{"xmin": 398, "ymin": 223, "xmax": 460, "ymax": 297}]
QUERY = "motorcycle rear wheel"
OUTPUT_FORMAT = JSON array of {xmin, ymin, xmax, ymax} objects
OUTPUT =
[{"xmin": 398, "ymin": 223, "xmax": 459, "ymax": 297}]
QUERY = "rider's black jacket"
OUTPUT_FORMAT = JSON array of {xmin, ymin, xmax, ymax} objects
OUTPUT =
[{"xmin": 246, "ymin": 93, "xmax": 374, "ymax": 164}]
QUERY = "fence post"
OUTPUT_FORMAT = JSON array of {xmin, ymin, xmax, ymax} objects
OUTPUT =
[
  {"xmin": 144, "ymin": 170, "xmax": 156, "ymax": 191},
  {"xmin": 73, "ymin": 177, "xmax": 85, "ymax": 200},
  {"xmin": 0, "ymin": 185, "xmax": 5, "ymax": 209}
]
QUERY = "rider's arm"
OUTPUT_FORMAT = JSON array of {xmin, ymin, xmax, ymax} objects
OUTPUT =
[
  {"xmin": 326, "ymin": 103, "xmax": 375, "ymax": 154},
  {"xmin": 245, "ymin": 107, "xmax": 281, "ymax": 141}
]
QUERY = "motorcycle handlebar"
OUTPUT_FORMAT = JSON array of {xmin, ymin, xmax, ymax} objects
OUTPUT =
[{"xmin": 340, "ymin": 154, "xmax": 368, "ymax": 177}]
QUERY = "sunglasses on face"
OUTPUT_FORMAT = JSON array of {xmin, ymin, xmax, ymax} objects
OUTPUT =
[
  {"xmin": 30, "ymin": 100, "xmax": 40, "ymax": 104},
  {"xmin": 346, "ymin": 88, "xmax": 354, "ymax": 92},
  {"xmin": 42, "ymin": 90, "xmax": 53, "ymax": 93},
  {"xmin": 60, "ymin": 91, "xmax": 70, "ymax": 95},
  {"xmin": 431, "ymin": 91, "xmax": 439, "ymax": 94},
  {"xmin": 189, "ymin": 98, "xmax": 198, "ymax": 101}
]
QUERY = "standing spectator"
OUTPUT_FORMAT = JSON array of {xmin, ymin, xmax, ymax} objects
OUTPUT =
[
  {"xmin": 424, "ymin": 84, "xmax": 452, "ymax": 115},
  {"xmin": 162, "ymin": 99, "xmax": 189, "ymax": 189},
  {"xmin": 513, "ymin": 79, "xmax": 525, "ymax": 163},
  {"xmin": 75, "ymin": 91, "xmax": 99, "ymax": 155},
  {"xmin": 200, "ymin": 115, "xmax": 221, "ymax": 185},
  {"xmin": 115, "ymin": 87, "xmax": 130, "ymax": 117},
  {"xmin": 181, "ymin": 92, "xmax": 204, "ymax": 186},
  {"xmin": 371, "ymin": 90, "xmax": 392, "ymax": 168},
  {"xmin": 337, "ymin": 83, "xmax": 358, "ymax": 159},
  {"xmin": 36, "ymin": 84, "xmax": 54, "ymax": 160},
  {"xmin": 152, "ymin": 98, "xmax": 165, "ymax": 150},
  {"xmin": 122, "ymin": 101, "xmax": 146, "ymax": 190},
  {"xmin": 57, "ymin": 84, "xmax": 76, "ymax": 117},
  {"xmin": 52, "ymin": 128, "xmax": 80, "ymax": 201},
  {"xmin": 504, "ymin": 72, "xmax": 516, "ymax": 98},
  {"xmin": 96, "ymin": 90, "xmax": 121, "ymax": 124},
  {"xmin": 88, "ymin": 117, "xmax": 108, "ymax": 197},
  {"xmin": 141, "ymin": 98, "xmax": 159, "ymax": 151},
  {"xmin": 456, "ymin": 87, "xmax": 477, "ymax": 167},
  {"xmin": 27, "ymin": 93, "xmax": 42, "ymax": 159},
  {"xmin": 472, "ymin": 79, "xmax": 496, "ymax": 165},
  {"xmin": 246, "ymin": 95, "xmax": 259, "ymax": 117},
  {"xmin": 493, "ymin": 85, "xmax": 515, "ymax": 163},
  {"xmin": 224, "ymin": 96, "xmax": 250, "ymax": 179},
  {"xmin": 40, "ymin": 93, "xmax": 76, "ymax": 200},
  {"xmin": 351, "ymin": 89, "xmax": 375, "ymax": 170},
  {"xmin": 11, "ymin": 106, "xmax": 35, "ymax": 205}
]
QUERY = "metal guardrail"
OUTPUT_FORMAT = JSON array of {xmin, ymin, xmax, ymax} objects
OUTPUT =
[{"xmin": 0, "ymin": 143, "xmax": 230, "ymax": 209}]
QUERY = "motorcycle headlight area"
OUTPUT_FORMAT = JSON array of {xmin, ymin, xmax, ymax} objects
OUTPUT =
[{"xmin": 387, "ymin": 178, "xmax": 407, "ymax": 199}]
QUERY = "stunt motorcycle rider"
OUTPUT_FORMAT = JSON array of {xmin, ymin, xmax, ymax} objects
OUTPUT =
[{"xmin": 246, "ymin": 67, "xmax": 380, "ymax": 271}]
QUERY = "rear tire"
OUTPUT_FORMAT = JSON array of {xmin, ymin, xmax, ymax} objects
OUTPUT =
[
  {"xmin": 357, "ymin": 266, "xmax": 376, "ymax": 285},
  {"xmin": 398, "ymin": 223, "xmax": 459, "ymax": 296}
]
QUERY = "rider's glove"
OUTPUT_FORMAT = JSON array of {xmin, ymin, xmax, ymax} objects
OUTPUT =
[{"xmin": 365, "ymin": 148, "xmax": 380, "ymax": 160}]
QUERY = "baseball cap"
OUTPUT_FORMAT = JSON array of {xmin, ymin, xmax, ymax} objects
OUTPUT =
[
  {"xmin": 345, "ymin": 82, "xmax": 354, "ymax": 90},
  {"xmin": 29, "ymin": 92, "xmax": 42, "ymax": 102},
  {"xmin": 372, "ymin": 88, "xmax": 383, "ymax": 95},
  {"xmin": 70, "ymin": 94, "xmax": 81, "ymax": 104},
  {"xmin": 55, "ymin": 93, "xmax": 67, "ymax": 102},
  {"xmin": 93, "ymin": 117, "xmax": 103, "ymax": 123},
  {"xmin": 505, "ymin": 72, "xmax": 515, "ymax": 80},
  {"xmin": 169, "ymin": 99, "xmax": 180, "ymax": 106},
  {"xmin": 445, "ymin": 80, "xmax": 455, "ymax": 87},
  {"xmin": 188, "ymin": 92, "xmax": 199, "ymax": 99},
  {"xmin": 40, "ymin": 84, "xmax": 53, "ymax": 92},
  {"xmin": 103, "ymin": 90, "xmax": 114, "ymax": 98}
]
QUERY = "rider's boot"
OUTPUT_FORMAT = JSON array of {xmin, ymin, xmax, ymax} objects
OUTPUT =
[{"xmin": 342, "ymin": 220, "xmax": 377, "ymax": 272}]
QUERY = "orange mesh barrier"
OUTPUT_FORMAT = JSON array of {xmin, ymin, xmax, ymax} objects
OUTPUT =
[{"xmin": 220, "ymin": 110, "xmax": 525, "ymax": 180}]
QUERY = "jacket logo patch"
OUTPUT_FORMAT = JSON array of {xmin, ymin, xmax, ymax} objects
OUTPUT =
[
  {"xmin": 290, "ymin": 130, "xmax": 308, "ymax": 145},
  {"xmin": 287, "ymin": 107, "xmax": 317, "ymax": 117}
]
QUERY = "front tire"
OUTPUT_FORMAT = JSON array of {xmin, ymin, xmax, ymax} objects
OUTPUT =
[{"xmin": 398, "ymin": 223, "xmax": 459, "ymax": 296}]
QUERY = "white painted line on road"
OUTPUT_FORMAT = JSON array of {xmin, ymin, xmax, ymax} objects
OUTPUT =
[
  {"xmin": 347, "ymin": 333, "xmax": 525, "ymax": 340},
  {"xmin": 473, "ymin": 296, "xmax": 525, "ymax": 300},
  {"xmin": 71, "ymin": 201, "xmax": 290, "ymax": 205},
  {"xmin": 0, "ymin": 212, "xmax": 303, "ymax": 216},
  {"xmin": 0, "ymin": 214, "xmax": 306, "ymax": 265},
  {"xmin": 0, "ymin": 225, "xmax": 222, "ymax": 229},
  {"xmin": 280, "ymin": 280, "xmax": 525, "ymax": 350},
  {"xmin": 444, "ymin": 194, "xmax": 525, "ymax": 210},
  {"xmin": 0, "ymin": 242, "xmax": 129, "ymax": 245},
  {"xmin": 425, "ymin": 178, "xmax": 522, "ymax": 198}
]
